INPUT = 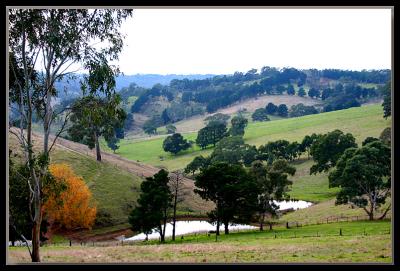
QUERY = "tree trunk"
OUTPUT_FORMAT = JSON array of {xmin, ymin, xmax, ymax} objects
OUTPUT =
[
  {"xmin": 259, "ymin": 213, "xmax": 265, "ymax": 231},
  {"xmin": 224, "ymin": 222, "xmax": 229, "ymax": 235},
  {"xmin": 172, "ymin": 191, "xmax": 178, "ymax": 241},
  {"xmin": 269, "ymin": 222, "xmax": 273, "ymax": 230},
  {"xmin": 31, "ymin": 218, "xmax": 41, "ymax": 262},
  {"xmin": 94, "ymin": 132, "xmax": 102, "ymax": 161},
  {"xmin": 216, "ymin": 219, "xmax": 220, "ymax": 236},
  {"xmin": 369, "ymin": 212, "xmax": 374, "ymax": 221}
]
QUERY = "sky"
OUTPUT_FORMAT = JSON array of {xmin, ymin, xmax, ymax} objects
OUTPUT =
[{"xmin": 114, "ymin": 8, "xmax": 392, "ymax": 75}]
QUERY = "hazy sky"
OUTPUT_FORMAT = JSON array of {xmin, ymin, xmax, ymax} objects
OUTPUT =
[{"xmin": 115, "ymin": 8, "xmax": 392, "ymax": 75}]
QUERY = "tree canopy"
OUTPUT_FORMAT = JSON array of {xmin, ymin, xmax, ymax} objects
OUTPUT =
[
  {"xmin": 328, "ymin": 140, "xmax": 391, "ymax": 220},
  {"xmin": 310, "ymin": 130, "xmax": 357, "ymax": 174},
  {"xmin": 162, "ymin": 133, "xmax": 191, "ymax": 155}
]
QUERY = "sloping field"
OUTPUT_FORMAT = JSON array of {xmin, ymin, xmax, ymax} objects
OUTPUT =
[
  {"xmin": 103, "ymin": 104, "xmax": 390, "ymax": 171},
  {"xmin": 8, "ymin": 130, "xmax": 214, "ymax": 226}
]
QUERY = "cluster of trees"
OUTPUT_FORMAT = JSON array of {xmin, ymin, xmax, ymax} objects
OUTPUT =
[
  {"xmin": 320, "ymin": 69, "xmax": 390, "ymax": 84},
  {"xmin": 289, "ymin": 103, "xmax": 319, "ymax": 118},
  {"xmin": 130, "ymin": 84, "xmax": 173, "ymax": 113},
  {"xmin": 309, "ymin": 129, "xmax": 391, "ymax": 220},
  {"xmin": 265, "ymin": 103, "xmax": 289, "ymax": 117},
  {"xmin": 129, "ymin": 170, "xmax": 186, "ymax": 242}
]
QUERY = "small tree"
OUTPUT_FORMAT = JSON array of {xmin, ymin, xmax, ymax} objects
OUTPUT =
[
  {"xmin": 196, "ymin": 121, "xmax": 228, "ymax": 148},
  {"xmin": 68, "ymin": 94, "xmax": 126, "ymax": 161},
  {"xmin": 45, "ymin": 164, "xmax": 97, "ymax": 230},
  {"xmin": 310, "ymin": 130, "xmax": 357, "ymax": 174},
  {"xmin": 166, "ymin": 124, "xmax": 177, "ymax": 134},
  {"xmin": 169, "ymin": 171, "xmax": 187, "ymax": 241},
  {"xmin": 163, "ymin": 133, "xmax": 191, "ymax": 155},
  {"xmin": 308, "ymin": 88, "xmax": 320, "ymax": 98},
  {"xmin": 328, "ymin": 141, "xmax": 391, "ymax": 220},
  {"xmin": 128, "ymin": 169, "xmax": 172, "ymax": 242},
  {"xmin": 252, "ymin": 108, "xmax": 270, "ymax": 122},
  {"xmin": 265, "ymin": 102, "xmax": 278, "ymax": 115},
  {"xmin": 143, "ymin": 120, "xmax": 157, "ymax": 135},
  {"xmin": 229, "ymin": 115, "xmax": 248, "ymax": 136},
  {"xmin": 277, "ymin": 104, "xmax": 288, "ymax": 117},
  {"xmin": 106, "ymin": 135, "xmax": 120, "ymax": 153},
  {"xmin": 250, "ymin": 160, "xmax": 295, "ymax": 231},
  {"xmin": 287, "ymin": 84, "xmax": 295, "ymax": 95},
  {"xmin": 194, "ymin": 163, "xmax": 258, "ymax": 235},
  {"xmin": 184, "ymin": 155, "xmax": 210, "ymax": 175},
  {"xmin": 297, "ymin": 87, "xmax": 306, "ymax": 97}
]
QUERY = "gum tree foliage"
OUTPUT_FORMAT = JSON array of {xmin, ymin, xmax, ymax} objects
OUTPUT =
[
  {"xmin": 196, "ymin": 121, "xmax": 228, "ymax": 149},
  {"xmin": 265, "ymin": 102, "xmax": 278, "ymax": 115},
  {"xmin": 204, "ymin": 113, "xmax": 230, "ymax": 126},
  {"xmin": 277, "ymin": 104, "xmax": 288, "ymax": 117},
  {"xmin": 166, "ymin": 124, "xmax": 177, "ymax": 134},
  {"xmin": 194, "ymin": 163, "xmax": 259, "ymax": 235},
  {"xmin": 300, "ymin": 133, "xmax": 321, "ymax": 158},
  {"xmin": 68, "ymin": 94, "xmax": 126, "ymax": 161},
  {"xmin": 286, "ymin": 84, "xmax": 295, "ymax": 95},
  {"xmin": 289, "ymin": 103, "xmax": 318, "ymax": 118},
  {"xmin": 252, "ymin": 108, "xmax": 270, "ymax": 122},
  {"xmin": 229, "ymin": 115, "xmax": 248, "ymax": 136},
  {"xmin": 379, "ymin": 127, "xmax": 391, "ymax": 146},
  {"xmin": 128, "ymin": 169, "xmax": 173, "ymax": 242},
  {"xmin": 310, "ymin": 130, "xmax": 357, "ymax": 175},
  {"xmin": 308, "ymin": 88, "xmax": 320, "ymax": 98},
  {"xmin": 162, "ymin": 133, "xmax": 191, "ymax": 155},
  {"xmin": 9, "ymin": 9, "xmax": 132, "ymax": 262},
  {"xmin": 297, "ymin": 87, "xmax": 306, "ymax": 97},
  {"xmin": 328, "ymin": 141, "xmax": 391, "ymax": 220},
  {"xmin": 209, "ymin": 136, "xmax": 258, "ymax": 166},
  {"xmin": 184, "ymin": 155, "xmax": 210, "ymax": 175},
  {"xmin": 250, "ymin": 160, "xmax": 295, "ymax": 231}
]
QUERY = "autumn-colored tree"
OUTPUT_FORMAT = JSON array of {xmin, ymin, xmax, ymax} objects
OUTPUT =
[{"xmin": 44, "ymin": 164, "xmax": 97, "ymax": 230}]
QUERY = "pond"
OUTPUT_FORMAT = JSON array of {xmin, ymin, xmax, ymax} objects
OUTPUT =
[{"xmin": 124, "ymin": 200, "xmax": 312, "ymax": 242}]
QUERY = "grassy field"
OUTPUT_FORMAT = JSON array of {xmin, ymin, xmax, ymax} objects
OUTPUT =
[
  {"xmin": 101, "ymin": 104, "xmax": 390, "ymax": 171},
  {"xmin": 8, "ymin": 220, "xmax": 391, "ymax": 263}
]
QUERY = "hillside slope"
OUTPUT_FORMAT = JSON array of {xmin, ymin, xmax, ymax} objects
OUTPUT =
[{"xmin": 102, "ymin": 103, "xmax": 390, "ymax": 171}]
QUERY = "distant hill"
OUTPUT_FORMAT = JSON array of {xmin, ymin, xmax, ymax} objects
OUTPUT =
[
  {"xmin": 52, "ymin": 73, "xmax": 216, "ymax": 101},
  {"xmin": 115, "ymin": 74, "xmax": 216, "ymax": 89}
]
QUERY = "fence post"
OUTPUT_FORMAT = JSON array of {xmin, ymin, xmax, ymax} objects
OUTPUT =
[
  {"xmin": 340, "ymin": 228, "xmax": 342, "ymax": 236},
  {"xmin": 69, "ymin": 240, "xmax": 72, "ymax": 247},
  {"xmin": 286, "ymin": 222, "xmax": 289, "ymax": 229}
]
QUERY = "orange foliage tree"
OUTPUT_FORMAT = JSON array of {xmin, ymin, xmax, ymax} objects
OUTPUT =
[{"xmin": 44, "ymin": 164, "xmax": 97, "ymax": 230}]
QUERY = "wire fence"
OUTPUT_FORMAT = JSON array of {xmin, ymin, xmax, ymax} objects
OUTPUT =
[{"xmin": 10, "ymin": 213, "xmax": 391, "ymax": 248}]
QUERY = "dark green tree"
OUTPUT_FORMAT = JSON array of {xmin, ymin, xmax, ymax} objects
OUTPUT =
[
  {"xmin": 300, "ymin": 133, "xmax": 321, "ymax": 158},
  {"xmin": 196, "ymin": 121, "xmax": 228, "ymax": 149},
  {"xmin": 128, "ymin": 169, "xmax": 173, "ymax": 242},
  {"xmin": 106, "ymin": 135, "xmax": 120, "ymax": 153},
  {"xmin": 362, "ymin": 137, "xmax": 379, "ymax": 146},
  {"xmin": 265, "ymin": 102, "xmax": 278, "ymax": 115},
  {"xmin": 204, "ymin": 113, "xmax": 230, "ymax": 125},
  {"xmin": 229, "ymin": 115, "xmax": 248, "ymax": 136},
  {"xmin": 328, "ymin": 141, "xmax": 391, "ymax": 220},
  {"xmin": 194, "ymin": 163, "xmax": 259, "ymax": 235},
  {"xmin": 68, "ymin": 94, "xmax": 126, "ymax": 161},
  {"xmin": 166, "ymin": 124, "xmax": 177, "ymax": 134},
  {"xmin": 277, "ymin": 104, "xmax": 288, "ymax": 117},
  {"xmin": 143, "ymin": 120, "xmax": 158, "ymax": 135},
  {"xmin": 379, "ymin": 127, "xmax": 391, "ymax": 146},
  {"xmin": 184, "ymin": 155, "xmax": 210, "ymax": 175},
  {"xmin": 286, "ymin": 84, "xmax": 295, "ymax": 95},
  {"xmin": 250, "ymin": 160, "xmax": 295, "ymax": 230},
  {"xmin": 258, "ymin": 140, "xmax": 291, "ymax": 163},
  {"xmin": 163, "ymin": 133, "xmax": 191, "ymax": 155},
  {"xmin": 310, "ymin": 130, "xmax": 357, "ymax": 174},
  {"xmin": 252, "ymin": 108, "xmax": 270, "ymax": 122},
  {"xmin": 308, "ymin": 88, "xmax": 320, "ymax": 98},
  {"xmin": 289, "ymin": 103, "xmax": 318, "ymax": 117},
  {"xmin": 297, "ymin": 87, "xmax": 306, "ymax": 97}
]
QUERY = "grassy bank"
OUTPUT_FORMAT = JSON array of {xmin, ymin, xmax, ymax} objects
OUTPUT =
[{"xmin": 8, "ymin": 220, "xmax": 391, "ymax": 263}]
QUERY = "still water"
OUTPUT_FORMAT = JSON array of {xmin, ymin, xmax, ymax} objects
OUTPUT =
[{"xmin": 124, "ymin": 200, "xmax": 312, "ymax": 242}]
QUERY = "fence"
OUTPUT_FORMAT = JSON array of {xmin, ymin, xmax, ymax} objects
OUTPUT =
[{"xmin": 11, "ymin": 212, "xmax": 391, "ymax": 248}]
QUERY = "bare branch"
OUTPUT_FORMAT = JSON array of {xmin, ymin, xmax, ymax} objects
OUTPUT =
[{"xmin": 48, "ymin": 110, "xmax": 72, "ymax": 153}]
